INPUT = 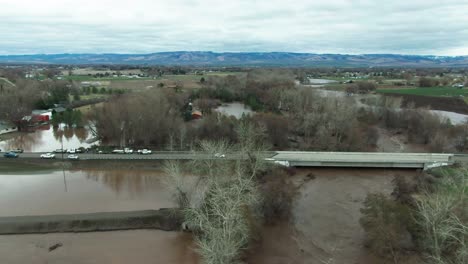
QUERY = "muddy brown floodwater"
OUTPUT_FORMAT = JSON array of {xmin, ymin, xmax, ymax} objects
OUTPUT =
[
  {"xmin": 248, "ymin": 168, "xmax": 423, "ymax": 264},
  {"xmin": 0, "ymin": 168, "xmax": 423, "ymax": 264},
  {"xmin": 0, "ymin": 169, "xmax": 174, "ymax": 216},
  {"xmin": 0, "ymin": 124, "xmax": 95, "ymax": 152},
  {"xmin": 0, "ymin": 230, "xmax": 199, "ymax": 264}
]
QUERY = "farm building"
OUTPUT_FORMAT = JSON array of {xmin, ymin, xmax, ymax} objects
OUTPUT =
[{"xmin": 192, "ymin": 110, "xmax": 203, "ymax": 119}]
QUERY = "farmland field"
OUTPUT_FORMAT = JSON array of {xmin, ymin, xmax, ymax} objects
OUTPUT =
[
  {"xmin": 377, "ymin": 87, "xmax": 468, "ymax": 97},
  {"xmin": 63, "ymin": 75, "xmax": 152, "ymax": 81}
]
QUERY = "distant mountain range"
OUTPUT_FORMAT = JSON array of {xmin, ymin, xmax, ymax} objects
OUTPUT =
[{"xmin": 0, "ymin": 52, "xmax": 467, "ymax": 67}]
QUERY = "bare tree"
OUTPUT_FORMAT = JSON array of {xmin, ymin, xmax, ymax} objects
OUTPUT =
[
  {"xmin": 164, "ymin": 121, "xmax": 269, "ymax": 264},
  {"xmin": 0, "ymin": 80, "xmax": 42, "ymax": 130},
  {"xmin": 416, "ymin": 169, "xmax": 467, "ymax": 264}
]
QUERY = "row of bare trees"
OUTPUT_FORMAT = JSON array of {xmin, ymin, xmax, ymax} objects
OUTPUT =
[{"xmin": 93, "ymin": 90, "xmax": 185, "ymax": 147}]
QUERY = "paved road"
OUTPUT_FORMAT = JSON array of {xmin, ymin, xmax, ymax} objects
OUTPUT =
[
  {"xmin": 1, "ymin": 151, "xmax": 464, "ymax": 169},
  {"xmin": 0, "ymin": 151, "xmax": 262, "ymax": 161}
]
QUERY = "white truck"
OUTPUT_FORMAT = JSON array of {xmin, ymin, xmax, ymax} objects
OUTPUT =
[{"xmin": 112, "ymin": 148, "xmax": 134, "ymax": 154}]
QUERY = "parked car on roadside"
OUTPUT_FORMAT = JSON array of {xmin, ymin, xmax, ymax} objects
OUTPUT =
[
  {"xmin": 214, "ymin": 153, "xmax": 226, "ymax": 158},
  {"xmin": 112, "ymin": 149, "xmax": 124, "ymax": 154},
  {"xmin": 40, "ymin": 153, "xmax": 55, "ymax": 159},
  {"xmin": 274, "ymin": 160, "xmax": 290, "ymax": 167},
  {"xmin": 124, "ymin": 148, "xmax": 133, "ymax": 154},
  {"xmin": 67, "ymin": 148, "xmax": 77, "ymax": 154},
  {"xmin": 67, "ymin": 154, "xmax": 79, "ymax": 160},
  {"xmin": 138, "ymin": 149, "xmax": 152, "ymax": 155},
  {"xmin": 9, "ymin": 149, "xmax": 24, "ymax": 153},
  {"xmin": 4, "ymin": 152, "xmax": 19, "ymax": 158},
  {"xmin": 54, "ymin": 149, "xmax": 66, "ymax": 153}
]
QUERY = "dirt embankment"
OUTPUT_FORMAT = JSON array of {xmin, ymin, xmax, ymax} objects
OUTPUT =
[
  {"xmin": 383, "ymin": 93, "xmax": 468, "ymax": 114},
  {"xmin": 0, "ymin": 209, "xmax": 183, "ymax": 235}
]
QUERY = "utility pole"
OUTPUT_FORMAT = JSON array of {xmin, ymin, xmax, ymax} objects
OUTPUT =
[{"xmin": 60, "ymin": 128, "xmax": 67, "ymax": 192}]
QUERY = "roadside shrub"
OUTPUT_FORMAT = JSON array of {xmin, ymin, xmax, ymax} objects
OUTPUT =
[
  {"xmin": 419, "ymin": 77, "xmax": 440, "ymax": 87},
  {"xmin": 428, "ymin": 132, "xmax": 453, "ymax": 153},
  {"xmin": 252, "ymin": 113, "xmax": 290, "ymax": 149},
  {"xmin": 365, "ymin": 126, "xmax": 379, "ymax": 147},
  {"xmin": 357, "ymin": 81, "xmax": 377, "ymax": 93},
  {"xmin": 346, "ymin": 81, "xmax": 376, "ymax": 94},
  {"xmin": 258, "ymin": 167, "xmax": 296, "ymax": 223}
]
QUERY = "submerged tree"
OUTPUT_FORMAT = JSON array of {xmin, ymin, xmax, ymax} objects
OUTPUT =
[{"xmin": 360, "ymin": 193, "xmax": 414, "ymax": 263}]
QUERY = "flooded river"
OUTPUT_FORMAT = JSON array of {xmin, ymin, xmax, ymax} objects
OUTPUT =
[{"xmin": 0, "ymin": 124, "xmax": 95, "ymax": 152}]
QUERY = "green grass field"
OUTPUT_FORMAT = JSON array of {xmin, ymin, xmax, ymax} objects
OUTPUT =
[{"xmin": 377, "ymin": 87, "xmax": 468, "ymax": 97}]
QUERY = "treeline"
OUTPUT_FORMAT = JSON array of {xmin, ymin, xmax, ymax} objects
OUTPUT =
[
  {"xmin": 193, "ymin": 69, "xmax": 295, "ymax": 111},
  {"xmin": 93, "ymin": 70, "xmax": 379, "ymax": 151},
  {"xmin": 51, "ymin": 109, "xmax": 83, "ymax": 127}
]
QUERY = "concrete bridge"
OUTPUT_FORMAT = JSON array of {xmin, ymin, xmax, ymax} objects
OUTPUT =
[
  {"xmin": 271, "ymin": 152, "xmax": 455, "ymax": 169},
  {"xmin": 1, "ymin": 151, "xmax": 457, "ymax": 169}
]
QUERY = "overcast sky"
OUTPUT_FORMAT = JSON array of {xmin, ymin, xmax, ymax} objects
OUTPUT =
[{"xmin": 0, "ymin": 0, "xmax": 467, "ymax": 55}]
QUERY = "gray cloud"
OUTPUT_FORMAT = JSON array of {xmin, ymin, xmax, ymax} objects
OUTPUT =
[{"xmin": 0, "ymin": 0, "xmax": 467, "ymax": 55}]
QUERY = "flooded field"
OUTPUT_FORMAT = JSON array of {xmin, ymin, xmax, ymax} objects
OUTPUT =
[
  {"xmin": 215, "ymin": 102, "xmax": 253, "ymax": 118},
  {"xmin": 0, "ymin": 124, "xmax": 95, "ymax": 152},
  {"xmin": 0, "ymin": 169, "xmax": 173, "ymax": 217},
  {"xmin": 308, "ymin": 78, "xmax": 338, "ymax": 84},
  {"xmin": 0, "ymin": 230, "xmax": 199, "ymax": 264}
]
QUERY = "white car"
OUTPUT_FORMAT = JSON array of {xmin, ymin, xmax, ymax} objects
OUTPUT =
[
  {"xmin": 67, "ymin": 148, "xmax": 76, "ymax": 154},
  {"xmin": 40, "ymin": 153, "xmax": 55, "ymax": 159},
  {"xmin": 274, "ymin": 160, "xmax": 290, "ymax": 167},
  {"xmin": 124, "ymin": 148, "xmax": 133, "ymax": 154},
  {"xmin": 214, "ymin": 153, "xmax": 225, "ymax": 158},
  {"xmin": 67, "ymin": 154, "xmax": 79, "ymax": 160},
  {"xmin": 139, "ymin": 149, "xmax": 152, "ymax": 155}
]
